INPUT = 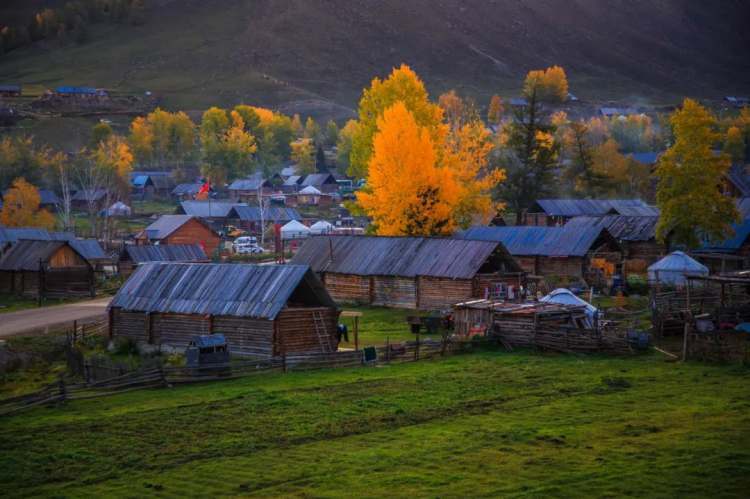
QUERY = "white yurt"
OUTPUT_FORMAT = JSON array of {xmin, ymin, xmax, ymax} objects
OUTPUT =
[
  {"xmin": 280, "ymin": 219, "xmax": 310, "ymax": 240},
  {"xmin": 102, "ymin": 201, "xmax": 132, "ymax": 217},
  {"xmin": 540, "ymin": 288, "xmax": 599, "ymax": 328},
  {"xmin": 309, "ymin": 220, "xmax": 334, "ymax": 235},
  {"xmin": 647, "ymin": 251, "xmax": 709, "ymax": 286}
]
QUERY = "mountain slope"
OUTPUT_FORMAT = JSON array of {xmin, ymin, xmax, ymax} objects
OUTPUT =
[{"xmin": 1, "ymin": 0, "xmax": 749, "ymax": 117}]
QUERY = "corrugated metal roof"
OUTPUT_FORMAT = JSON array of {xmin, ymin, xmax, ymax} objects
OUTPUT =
[
  {"xmin": 0, "ymin": 228, "xmax": 74, "ymax": 244},
  {"xmin": 727, "ymin": 164, "xmax": 750, "ymax": 197},
  {"xmin": 72, "ymin": 189, "xmax": 107, "ymax": 201},
  {"xmin": 291, "ymin": 235, "xmax": 521, "ymax": 278},
  {"xmin": 178, "ymin": 200, "xmax": 246, "ymax": 218},
  {"xmin": 0, "ymin": 240, "xmax": 89, "ymax": 271},
  {"xmin": 109, "ymin": 263, "xmax": 333, "ymax": 319},
  {"xmin": 69, "ymin": 239, "xmax": 108, "ymax": 261},
  {"xmin": 301, "ymin": 173, "xmax": 336, "ymax": 187},
  {"xmin": 459, "ymin": 225, "xmax": 615, "ymax": 257},
  {"xmin": 228, "ymin": 173, "xmax": 269, "ymax": 191},
  {"xmin": 737, "ymin": 198, "xmax": 750, "ymax": 219},
  {"xmin": 564, "ymin": 216, "xmax": 658, "ymax": 242},
  {"xmin": 229, "ymin": 206, "xmax": 301, "ymax": 223},
  {"xmin": 172, "ymin": 183, "xmax": 203, "ymax": 195},
  {"xmin": 532, "ymin": 199, "xmax": 658, "ymax": 217},
  {"xmin": 124, "ymin": 244, "xmax": 208, "ymax": 264},
  {"xmin": 283, "ymin": 175, "xmax": 303, "ymax": 186},
  {"xmin": 697, "ymin": 219, "xmax": 750, "ymax": 253},
  {"xmin": 141, "ymin": 215, "xmax": 202, "ymax": 240}
]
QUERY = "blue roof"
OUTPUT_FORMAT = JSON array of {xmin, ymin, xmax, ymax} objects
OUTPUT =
[
  {"xmin": 532, "ymin": 199, "xmax": 658, "ymax": 217},
  {"xmin": 459, "ymin": 225, "xmax": 615, "ymax": 257},
  {"xmin": 178, "ymin": 200, "xmax": 246, "ymax": 218},
  {"xmin": 628, "ymin": 152, "xmax": 661, "ymax": 165},
  {"xmin": 190, "ymin": 334, "xmax": 226, "ymax": 348},
  {"xmin": 727, "ymin": 164, "xmax": 750, "ymax": 197},
  {"xmin": 698, "ymin": 219, "xmax": 750, "ymax": 253},
  {"xmin": 229, "ymin": 206, "xmax": 301, "ymax": 223},
  {"xmin": 737, "ymin": 198, "xmax": 750, "ymax": 219},
  {"xmin": 69, "ymin": 239, "xmax": 108, "ymax": 261},
  {"xmin": 55, "ymin": 86, "xmax": 100, "ymax": 95},
  {"xmin": 132, "ymin": 175, "xmax": 149, "ymax": 187}
]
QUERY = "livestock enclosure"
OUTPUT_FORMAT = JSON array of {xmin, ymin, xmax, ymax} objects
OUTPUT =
[
  {"xmin": 109, "ymin": 263, "xmax": 340, "ymax": 358},
  {"xmin": 292, "ymin": 235, "xmax": 526, "ymax": 310}
]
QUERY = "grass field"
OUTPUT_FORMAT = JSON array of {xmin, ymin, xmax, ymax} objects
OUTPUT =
[{"xmin": 1, "ymin": 349, "xmax": 749, "ymax": 498}]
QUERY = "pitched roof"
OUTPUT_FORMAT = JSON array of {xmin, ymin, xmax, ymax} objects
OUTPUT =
[
  {"xmin": 0, "ymin": 227, "xmax": 74, "ymax": 244},
  {"xmin": 737, "ymin": 198, "xmax": 750, "ymax": 219},
  {"xmin": 292, "ymin": 235, "xmax": 521, "ymax": 278},
  {"xmin": 459, "ymin": 225, "xmax": 617, "ymax": 257},
  {"xmin": 301, "ymin": 173, "xmax": 336, "ymax": 187},
  {"xmin": 123, "ymin": 244, "xmax": 208, "ymax": 264},
  {"xmin": 172, "ymin": 183, "xmax": 203, "ymax": 196},
  {"xmin": 564, "ymin": 215, "xmax": 658, "ymax": 242},
  {"xmin": 228, "ymin": 173, "xmax": 270, "ymax": 191},
  {"xmin": 727, "ymin": 164, "xmax": 750, "ymax": 197},
  {"xmin": 627, "ymin": 152, "xmax": 661, "ymax": 166},
  {"xmin": 68, "ymin": 239, "xmax": 108, "ymax": 261},
  {"xmin": 141, "ymin": 215, "xmax": 207, "ymax": 240},
  {"xmin": 697, "ymin": 218, "xmax": 750, "ymax": 253},
  {"xmin": 283, "ymin": 175, "xmax": 303, "ymax": 187},
  {"xmin": 178, "ymin": 200, "xmax": 246, "ymax": 218},
  {"xmin": 299, "ymin": 185, "xmax": 322, "ymax": 195},
  {"xmin": 109, "ymin": 263, "xmax": 334, "ymax": 319},
  {"xmin": 531, "ymin": 199, "xmax": 658, "ymax": 217},
  {"xmin": 72, "ymin": 189, "xmax": 107, "ymax": 202},
  {"xmin": 228, "ymin": 206, "xmax": 301, "ymax": 223},
  {"xmin": 0, "ymin": 240, "xmax": 89, "ymax": 271}
]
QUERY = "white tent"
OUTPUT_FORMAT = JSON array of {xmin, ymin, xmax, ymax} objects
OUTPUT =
[
  {"xmin": 540, "ymin": 288, "xmax": 599, "ymax": 328},
  {"xmin": 648, "ymin": 251, "xmax": 709, "ymax": 286},
  {"xmin": 102, "ymin": 201, "xmax": 131, "ymax": 217},
  {"xmin": 310, "ymin": 220, "xmax": 334, "ymax": 235},
  {"xmin": 299, "ymin": 185, "xmax": 322, "ymax": 195},
  {"xmin": 281, "ymin": 219, "xmax": 310, "ymax": 240}
]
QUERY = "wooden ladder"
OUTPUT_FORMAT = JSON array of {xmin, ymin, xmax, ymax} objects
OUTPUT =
[{"xmin": 312, "ymin": 311, "xmax": 332, "ymax": 352}]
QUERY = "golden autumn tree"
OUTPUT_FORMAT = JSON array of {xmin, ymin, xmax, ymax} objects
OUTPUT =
[
  {"xmin": 291, "ymin": 138, "xmax": 316, "ymax": 175},
  {"xmin": 349, "ymin": 64, "xmax": 444, "ymax": 178},
  {"xmin": 655, "ymin": 99, "xmax": 739, "ymax": 248},
  {"xmin": 357, "ymin": 103, "xmax": 457, "ymax": 236},
  {"xmin": 0, "ymin": 177, "xmax": 55, "ymax": 229},
  {"xmin": 487, "ymin": 95, "xmax": 504, "ymax": 126},
  {"xmin": 724, "ymin": 126, "xmax": 745, "ymax": 163},
  {"xmin": 523, "ymin": 66, "xmax": 569, "ymax": 103}
]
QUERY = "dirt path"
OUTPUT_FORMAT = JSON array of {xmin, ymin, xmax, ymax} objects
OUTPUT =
[{"xmin": 0, "ymin": 297, "xmax": 111, "ymax": 338}]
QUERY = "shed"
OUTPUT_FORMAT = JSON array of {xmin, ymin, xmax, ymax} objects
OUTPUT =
[
  {"xmin": 177, "ymin": 200, "xmax": 246, "ymax": 222},
  {"xmin": 0, "ymin": 240, "xmax": 95, "ymax": 299},
  {"xmin": 291, "ymin": 235, "xmax": 524, "ymax": 310},
  {"xmin": 130, "ymin": 172, "xmax": 174, "ymax": 199},
  {"xmin": 693, "ymin": 218, "xmax": 750, "ymax": 273},
  {"xmin": 108, "ymin": 263, "xmax": 340, "ymax": 358},
  {"xmin": 135, "ymin": 215, "xmax": 221, "ymax": 257},
  {"xmin": 459, "ymin": 225, "xmax": 622, "ymax": 281},
  {"xmin": 71, "ymin": 189, "xmax": 108, "ymax": 210},
  {"xmin": 119, "ymin": 244, "xmax": 208, "ymax": 276},
  {"xmin": 648, "ymin": 251, "xmax": 709, "ymax": 286},
  {"xmin": 540, "ymin": 289, "xmax": 599, "ymax": 327},
  {"xmin": 564, "ymin": 215, "xmax": 663, "ymax": 265},
  {"xmin": 171, "ymin": 183, "xmax": 205, "ymax": 200},
  {"xmin": 281, "ymin": 220, "xmax": 311, "ymax": 240}
]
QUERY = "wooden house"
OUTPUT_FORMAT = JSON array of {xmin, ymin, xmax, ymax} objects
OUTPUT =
[
  {"xmin": 118, "ymin": 244, "xmax": 208, "ymax": 276},
  {"xmin": 109, "ymin": 263, "xmax": 340, "ymax": 358},
  {"xmin": 297, "ymin": 186, "xmax": 332, "ymax": 206},
  {"xmin": 176, "ymin": 200, "xmax": 246, "ymax": 228},
  {"xmin": 71, "ymin": 189, "xmax": 109, "ymax": 210},
  {"xmin": 0, "ymin": 240, "xmax": 95, "ymax": 299},
  {"xmin": 459, "ymin": 225, "xmax": 622, "ymax": 282},
  {"xmin": 130, "ymin": 172, "xmax": 174, "ymax": 199},
  {"xmin": 135, "ymin": 215, "xmax": 221, "ymax": 257},
  {"xmin": 227, "ymin": 173, "xmax": 273, "ymax": 202},
  {"xmin": 522, "ymin": 199, "xmax": 658, "ymax": 226},
  {"xmin": 300, "ymin": 173, "xmax": 339, "ymax": 194},
  {"xmin": 693, "ymin": 218, "xmax": 750, "ymax": 273},
  {"xmin": 171, "ymin": 183, "xmax": 206, "ymax": 200},
  {"xmin": 282, "ymin": 175, "xmax": 304, "ymax": 193},
  {"xmin": 564, "ymin": 216, "xmax": 664, "ymax": 270},
  {"xmin": 291, "ymin": 235, "xmax": 525, "ymax": 310},
  {"xmin": 0, "ymin": 84, "xmax": 22, "ymax": 97}
]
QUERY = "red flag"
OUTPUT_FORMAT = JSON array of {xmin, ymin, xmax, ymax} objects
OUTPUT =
[{"xmin": 196, "ymin": 179, "xmax": 210, "ymax": 200}]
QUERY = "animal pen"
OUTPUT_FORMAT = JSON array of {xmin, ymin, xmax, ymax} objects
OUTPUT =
[
  {"xmin": 291, "ymin": 235, "xmax": 526, "ymax": 310},
  {"xmin": 109, "ymin": 263, "xmax": 340, "ymax": 358},
  {"xmin": 452, "ymin": 299, "xmax": 633, "ymax": 354}
]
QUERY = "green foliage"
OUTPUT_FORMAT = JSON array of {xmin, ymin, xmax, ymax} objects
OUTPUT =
[
  {"xmin": 655, "ymin": 99, "xmax": 740, "ymax": 248},
  {"xmin": 1, "ymin": 352, "xmax": 748, "ymax": 497},
  {"xmin": 324, "ymin": 120, "xmax": 339, "ymax": 148},
  {"xmin": 0, "ymin": 136, "xmax": 49, "ymax": 192},
  {"xmin": 89, "ymin": 122, "xmax": 113, "ymax": 148}
]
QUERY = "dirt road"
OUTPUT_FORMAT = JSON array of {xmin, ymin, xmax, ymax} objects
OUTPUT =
[{"xmin": 0, "ymin": 297, "xmax": 111, "ymax": 338}]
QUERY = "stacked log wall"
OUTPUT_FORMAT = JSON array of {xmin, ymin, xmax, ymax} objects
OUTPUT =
[
  {"xmin": 372, "ymin": 276, "xmax": 417, "ymax": 308},
  {"xmin": 417, "ymin": 277, "xmax": 473, "ymax": 310},
  {"xmin": 323, "ymin": 273, "xmax": 371, "ymax": 304},
  {"xmin": 111, "ymin": 309, "xmax": 148, "ymax": 343},
  {"xmin": 276, "ymin": 307, "xmax": 339, "ymax": 354}
]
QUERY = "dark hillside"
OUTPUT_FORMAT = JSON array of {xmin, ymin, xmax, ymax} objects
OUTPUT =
[{"xmin": 1, "ymin": 0, "xmax": 748, "ymax": 117}]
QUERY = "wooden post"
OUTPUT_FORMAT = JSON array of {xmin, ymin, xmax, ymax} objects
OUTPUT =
[
  {"xmin": 145, "ymin": 312, "xmax": 153, "ymax": 344},
  {"xmin": 281, "ymin": 327, "xmax": 287, "ymax": 373},
  {"xmin": 682, "ymin": 279, "xmax": 692, "ymax": 362},
  {"xmin": 58, "ymin": 374, "xmax": 67, "ymax": 404},
  {"xmin": 415, "ymin": 329, "xmax": 420, "ymax": 361},
  {"xmin": 38, "ymin": 258, "xmax": 44, "ymax": 307},
  {"xmin": 354, "ymin": 316, "xmax": 359, "ymax": 352},
  {"xmin": 73, "ymin": 320, "xmax": 77, "ymax": 343},
  {"xmin": 108, "ymin": 308, "xmax": 114, "ymax": 339},
  {"xmin": 89, "ymin": 266, "xmax": 95, "ymax": 298},
  {"xmin": 385, "ymin": 336, "xmax": 390, "ymax": 363}
]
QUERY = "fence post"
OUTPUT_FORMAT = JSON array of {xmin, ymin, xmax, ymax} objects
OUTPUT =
[
  {"xmin": 57, "ymin": 375, "xmax": 67, "ymax": 404},
  {"xmin": 385, "ymin": 336, "xmax": 390, "ymax": 363},
  {"xmin": 415, "ymin": 331, "xmax": 420, "ymax": 361},
  {"xmin": 38, "ymin": 258, "xmax": 44, "ymax": 307}
]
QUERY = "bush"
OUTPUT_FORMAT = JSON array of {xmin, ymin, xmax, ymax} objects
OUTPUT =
[
  {"xmin": 626, "ymin": 274, "xmax": 649, "ymax": 296},
  {"xmin": 111, "ymin": 337, "xmax": 138, "ymax": 356}
]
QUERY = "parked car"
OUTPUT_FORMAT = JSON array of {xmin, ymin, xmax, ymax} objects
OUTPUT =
[{"xmin": 233, "ymin": 236, "xmax": 264, "ymax": 254}]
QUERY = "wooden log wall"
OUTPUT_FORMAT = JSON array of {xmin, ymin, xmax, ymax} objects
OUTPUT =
[
  {"xmin": 323, "ymin": 273, "xmax": 371, "ymax": 304},
  {"xmin": 372, "ymin": 276, "xmax": 417, "ymax": 308},
  {"xmin": 536, "ymin": 256, "xmax": 585, "ymax": 279},
  {"xmin": 213, "ymin": 316, "xmax": 274, "ymax": 357},
  {"xmin": 151, "ymin": 313, "xmax": 210, "ymax": 349},
  {"xmin": 111, "ymin": 308, "xmax": 148, "ymax": 343},
  {"xmin": 276, "ymin": 307, "xmax": 340, "ymax": 355},
  {"xmin": 417, "ymin": 277, "xmax": 473, "ymax": 310}
]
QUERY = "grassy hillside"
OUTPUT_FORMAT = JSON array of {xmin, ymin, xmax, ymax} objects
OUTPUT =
[
  {"xmin": 2, "ymin": 0, "xmax": 749, "ymax": 121},
  {"xmin": 2, "ymin": 350, "xmax": 749, "ymax": 497}
]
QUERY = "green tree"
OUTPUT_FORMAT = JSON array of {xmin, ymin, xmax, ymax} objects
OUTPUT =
[
  {"xmin": 655, "ymin": 99, "xmax": 739, "ymax": 248},
  {"xmin": 324, "ymin": 120, "xmax": 339, "ymax": 148},
  {"xmin": 90, "ymin": 121, "xmax": 113, "ymax": 148},
  {"xmin": 304, "ymin": 117, "xmax": 321, "ymax": 143},
  {"xmin": 0, "ymin": 136, "xmax": 46, "ymax": 191},
  {"xmin": 291, "ymin": 139, "xmax": 316, "ymax": 175},
  {"xmin": 336, "ymin": 120, "xmax": 359, "ymax": 170}
]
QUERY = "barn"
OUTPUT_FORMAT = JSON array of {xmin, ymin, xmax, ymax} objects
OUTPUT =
[
  {"xmin": 459, "ymin": 225, "xmax": 622, "ymax": 282},
  {"xmin": 291, "ymin": 235, "xmax": 524, "ymax": 309},
  {"xmin": 118, "ymin": 244, "xmax": 209, "ymax": 276},
  {"xmin": 108, "ymin": 263, "xmax": 340, "ymax": 358},
  {"xmin": 135, "ymin": 215, "xmax": 221, "ymax": 257},
  {"xmin": 0, "ymin": 240, "xmax": 95, "ymax": 299}
]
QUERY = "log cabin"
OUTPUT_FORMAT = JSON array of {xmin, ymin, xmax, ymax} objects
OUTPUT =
[
  {"xmin": 459, "ymin": 225, "xmax": 622, "ymax": 283},
  {"xmin": 0, "ymin": 240, "xmax": 95, "ymax": 299},
  {"xmin": 109, "ymin": 263, "xmax": 340, "ymax": 358},
  {"xmin": 118, "ymin": 244, "xmax": 209, "ymax": 276},
  {"xmin": 135, "ymin": 215, "xmax": 221, "ymax": 257},
  {"xmin": 291, "ymin": 235, "xmax": 525, "ymax": 310}
]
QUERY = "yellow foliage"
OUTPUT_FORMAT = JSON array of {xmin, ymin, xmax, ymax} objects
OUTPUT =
[
  {"xmin": 291, "ymin": 138, "xmax": 316, "ymax": 175},
  {"xmin": 724, "ymin": 126, "xmax": 745, "ymax": 162},
  {"xmin": 0, "ymin": 178, "xmax": 55, "ymax": 229},
  {"xmin": 524, "ymin": 65, "xmax": 569, "ymax": 102},
  {"xmin": 487, "ymin": 95, "xmax": 504, "ymax": 125},
  {"xmin": 249, "ymin": 106, "xmax": 276, "ymax": 124},
  {"xmin": 592, "ymin": 139, "xmax": 628, "ymax": 187}
]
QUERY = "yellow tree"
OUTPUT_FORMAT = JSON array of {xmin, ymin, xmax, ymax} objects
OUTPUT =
[
  {"xmin": 200, "ymin": 109, "xmax": 257, "ymax": 185},
  {"xmin": 357, "ymin": 103, "xmax": 457, "ymax": 236},
  {"xmin": 349, "ymin": 64, "xmax": 444, "ymax": 178},
  {"xmin": 336, "ymin": 120, "xmax": 359, "ymax": 169},
  {"xmin": 291, "ymin": 114, "xmax": 303, "ymax": 137},
  {"xmin": 655, "ymin": 99, "xmax": 739, "ymax": 248},
  {"xmin": 724, "ymin": 126, "xmax": 745, "ymax": 163},
  {"xmin": 523, "ymin": 66, "xmax": 569, "ymax": 103},
  {"xmin": 487, "ymin": 95, "xmax": 504, "ymax": 126},
  {"xmin": 291, "ymin": 138, "xmax": 316, "ymax": 175},
  {"xmin": 0, "ymin": 177, "xmax": 55, "ymax": 229}
]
